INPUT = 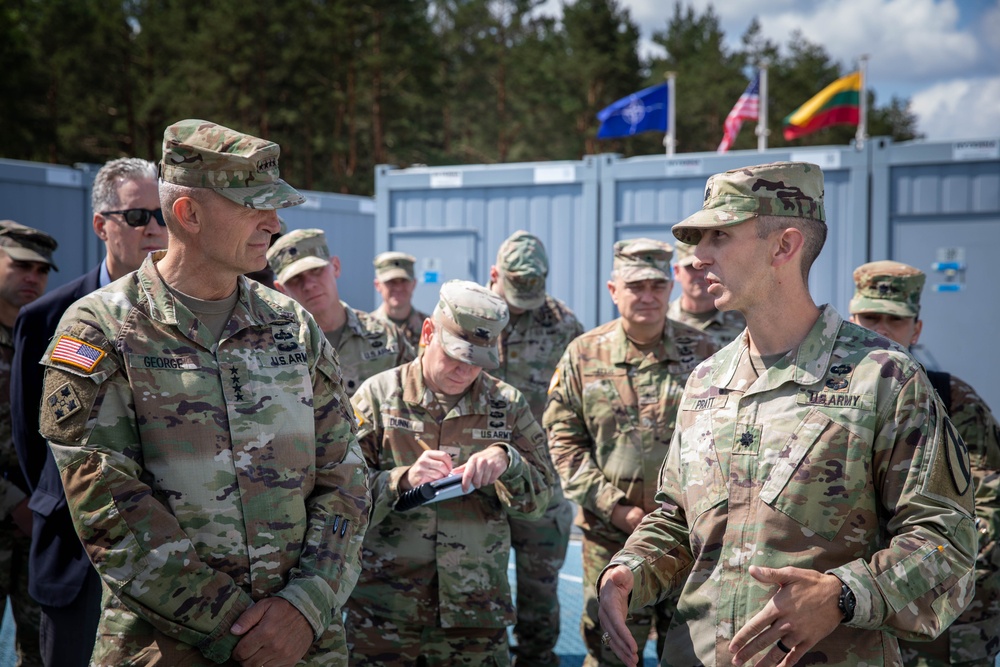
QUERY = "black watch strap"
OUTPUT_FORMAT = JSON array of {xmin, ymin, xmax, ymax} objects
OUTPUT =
[{"xmin": 838, "ymin": 582, "xmax": 856, "ymax": 624}]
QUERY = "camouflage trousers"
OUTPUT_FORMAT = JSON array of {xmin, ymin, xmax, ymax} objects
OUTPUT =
[
  {"xmin": 90, "ymin": 588, "xmax": 348, "ymax": 666},
  {"xmin": 0, "ymin": 523, "xmax": 43, "ymax": 667},
  {"xmin": 581, "ymin": 530, "xmax": 675, "ymax": 667},
  {"xmin": 509, "ymin": 487, "xmax": 573, "ymax": 667},
  {"xmin": 345, "ymin": 605, "xmax": 510, "ymax": 667}
]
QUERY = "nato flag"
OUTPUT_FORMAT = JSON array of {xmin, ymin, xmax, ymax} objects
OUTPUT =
[{"xmin": 596, "ymin": 82, "xmax": 669, "ymax": 139}]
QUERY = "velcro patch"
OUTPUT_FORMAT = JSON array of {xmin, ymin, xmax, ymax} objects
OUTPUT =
[
  {"xmin": 944, "ymin": 418, "xmax": 971, "ymax": 496},
  {"xmin": 45, "ymin": 382, "xmax": 84, "ymax": 423},
  {"xmin": 49, "ymin": 335, "xmax": 105, "ymax": 373},
  {"xmin": 384, "ymin": 415, "xmax": 424, "ymax": 432},
  {"xmin": 473, "ymin": 428, "xmax": 511, "ymax": 440}
]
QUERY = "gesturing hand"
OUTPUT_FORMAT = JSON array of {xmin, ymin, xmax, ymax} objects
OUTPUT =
[
  {"xmin": 401, "ymin": 449, "xmax": 453, "ymax": 491},
  {"xmin": 729, "ymin": 565, "xmax": 843, "ymax": 667},
  {"xmin": 597, "ymin": 565, "xmax": 639, "ymax": 667},
  {"xmin": 461, "ymin": 445, "xmax": 510, "ymax": 491}
]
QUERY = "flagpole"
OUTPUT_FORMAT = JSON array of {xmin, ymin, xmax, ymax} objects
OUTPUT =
[
  {"xmin": 756, "ymin": 63, "xmax": 769, "ymax": 152},
  {"xmin": 665, "ymin": 71, "xmax": 676, "ymax": 156},
  {"xmin": 856, "ymin": 54, "xmax": 869, "ymax": 150}
]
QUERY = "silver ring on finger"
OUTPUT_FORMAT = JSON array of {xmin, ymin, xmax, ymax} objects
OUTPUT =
[
  {"xmin": 601, "ymin": 631, "xmax": 611, "ymax": 646},
  {"xmin": 776, "ymin": 639, "xmax": 792, "ymax": 654}
]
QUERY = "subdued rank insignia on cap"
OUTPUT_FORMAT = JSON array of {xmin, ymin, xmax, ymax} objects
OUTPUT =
[
  {"xmin": 876, "ymin": 282, "xmax": 896, "ymax": 295},
  {"xmin": 49, "ymin": 335, "xmax": 105, "ymax": 373},
  {"xmin": 474, "ymin": 327, "xmax": 491, "ymax": 340},
  {"xmin": 944, "ymin": 418, "xmax": 971, "ymax": 496},
  {"xmin": 46, "ymin": 382, "xmax": 83, "ymax": 424}
]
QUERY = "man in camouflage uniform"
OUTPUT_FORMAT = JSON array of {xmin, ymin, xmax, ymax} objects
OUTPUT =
[
  {"xmin": 38, "ymin": 119, "xmax": 370, "ymax": 667},
  {"xmin": 0, "ymin": 220, "xmax": 58, "ymax": 667},
  {"xmin": 348, "ymin": 280, "xmax": 554, "ymax": 667},
  {"xmin": 369, "ymin": 251, "xmax": 428, "ymax": 347},
  {"xmin": 544, "ymin": 238, "xmax": 717, "ymax": 666},
  {"xmin": 849, "ymin": 259, "xmax": 1000, "ymax": 667},
  {"xmin": 487, "ymin": 230, "xmax": 583, "ymax": 667},
  {"xmin": 598, "ymin": 162, "xmax": 978, "ymax": 667},
  {"xmin": 667, "ymin": 240, "xmax": 745, "ymax": 347},
  {"xmin": 269, "ymin": 230, "xmax": 414, "ymax": 396}
]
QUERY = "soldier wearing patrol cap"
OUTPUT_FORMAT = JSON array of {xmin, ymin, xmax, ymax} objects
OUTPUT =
[
  {"xmin": 849, "ymin": 260, "xmax": 1000, "ymax": 667},
  {"xmin": 667, "ymin": 240, "xmax": 745, "ymax": 347},
  {"xmin": 369, "ymin": 251, "xmax": 428, "ymax": 347},
  {"xmin": 487, "ymin": 230, "xmax": 582, "ymax": 667},
  {"xmin": 269, "ymin": 230, "xmax": 415, "ymax": 397},
  {"xmin": 347, "ymin": 279, "xmax": 554, "ymax": 667},
  {"xmin": 38, "ymin": 119, "xmax": 370, "ymax": 667},
  {"xmin": 0, "ymin": 219, "xmax": 57, "ymax": 667},
  {"xmin": 544, "ymin": 238, "xmax": 716, "ymax": 666},
  {"xmin": 598, "ymin": 162, "xmax": 977, "ymax": 667}
]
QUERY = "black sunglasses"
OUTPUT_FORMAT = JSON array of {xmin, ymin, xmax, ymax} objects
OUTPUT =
[{"xmin": 100, "ymin": 208, "xmax": 166, "ymax": 228}]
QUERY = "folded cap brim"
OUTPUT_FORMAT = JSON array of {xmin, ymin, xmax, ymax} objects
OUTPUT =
[
  {"xmin": 215, "ymin": 179, "xmax": 306, "ymax": 211},
  {"xmin": 438, "ymin": 327, "xmax": 500, "ymax": 370},
  {"xmin": 848, "ymin": 296, "xmax": 918, "ymax": 319},
  {"xmin": 618, "ymin": 266, "xmax": 670, "ymax": 283},
  {"xmin": 3, "ymin": 246, "xmax": 58, "ymax": 271},
  {"xmin": 499, "ymin": 274, "xmax": 545, "ymax": 310},
  {"xmin": 671, "ymin": 208, "xmax": 756, "ymax": 244},
  {"xmin": 276, "ymin": 256, "xmax": 329, "ymax": 284},
  {"xmin": 377, "ymin": 267, "xmax": 414, "ymax": 282}
]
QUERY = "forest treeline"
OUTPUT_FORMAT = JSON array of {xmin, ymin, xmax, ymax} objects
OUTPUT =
[{"xmin": 0, "ymin": 0, "xmax": 919, "ymax": 195}]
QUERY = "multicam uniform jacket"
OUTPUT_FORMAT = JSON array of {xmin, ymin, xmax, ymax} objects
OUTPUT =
[
  {"xmin": 349, "ymin": 357, "xmax": 553, "ymax": 628},
  {"xmin": 609, "ymin": 306, "xmax": 978, "ymax": 666},
  {"xmin": 544, "ymin": 318, "xmax": 717, "ymax": 543},
  {"xmin": 38, "ymin": 255, "xmax": 370, "ymax": 666},
  {"xmin": 335, "ymin": 304, "xmax": 414, "ymax": 397},
  {"xmin": 494, "ymin": 292, "xmax": 583, "ymax": 424},
  {"xmin": 368, "ymin": 303, "xmax": 427, "ymax": 349},
  {"xmin": 666, "ymin": 298, "xmax": 746, "ymax": 348},
  {"xmin": 901, "ymin": 373, "xmax": 1000, "ymax": 665}
]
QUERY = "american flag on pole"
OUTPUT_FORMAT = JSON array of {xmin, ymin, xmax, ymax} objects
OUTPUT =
[
  {"xmin": 50, "ymin": 335, "xmax": 106, "ymax": 372},
  {"xmin": 717, "ymin": 72, "xmax": 761, "ymax": 153}
]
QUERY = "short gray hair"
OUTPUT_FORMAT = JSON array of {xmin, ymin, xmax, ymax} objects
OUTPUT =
[{"xmin": 91, "ymin": 158, "xmax": 157, "ymax": 213}]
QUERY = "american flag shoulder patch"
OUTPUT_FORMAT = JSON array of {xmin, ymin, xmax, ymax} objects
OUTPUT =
[{"xmin": 50, "ymin": 335, "xmax": 106, "ymax": 373}]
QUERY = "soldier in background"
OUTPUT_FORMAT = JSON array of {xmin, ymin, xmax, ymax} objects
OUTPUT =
[
  {"xmin": 38, "ymin": 119, "xmax": 369, "ymax": 666},
  {"xmin": 369, "ymin": 251, "xmax": 427, "ymax": 348},
  {"xmin": 0, "ymin": 220, "xmax": 58, "ymax": 667},
  {"xmin": 487, "ymin": 230, "xmax": 582, "ymax": 667},
  {"xmin": 545, "ymin": 238, "xmax": 717, "ymax": 666},
  {"xmin": 849, "ymin": 260, "xmax": 1000, "ymax": 667},
  {"xmin": 348, "ymin": 280, "xmax": 553, "ymax": 667},
  {"xmin": 598, "ymin": 162, "xmax": 976, "ymax": 667},
  {"xmin": 667, "ymin": 240, "xmax": 745, "ymax": 347},
  {"xmin": 268, "ymin": 229, "xmax": 415, "ymax": 396}
]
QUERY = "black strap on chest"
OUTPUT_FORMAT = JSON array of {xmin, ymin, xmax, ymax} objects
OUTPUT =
[{"xmin": 926, "ymin": 370, "xmax": 952, "ymax": 412}]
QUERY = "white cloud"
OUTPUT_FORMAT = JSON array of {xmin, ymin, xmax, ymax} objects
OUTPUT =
[{"xmin": 910, "ymin": 76, "xmax": 1000, "ymax": 140}]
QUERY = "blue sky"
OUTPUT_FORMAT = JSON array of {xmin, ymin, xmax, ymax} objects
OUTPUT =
[{"xmin": 538, "ymin": 0, "xmax": 1000, "ymax": 141}]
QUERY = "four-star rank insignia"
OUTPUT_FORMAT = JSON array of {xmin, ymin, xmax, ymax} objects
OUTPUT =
[{"xmin": 46, "ymin": 382, "xmax": 83, "ymax": 424}]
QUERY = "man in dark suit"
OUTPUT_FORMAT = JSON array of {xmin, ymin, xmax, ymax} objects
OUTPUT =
[{"xmin": 12, "ymin": 157, "xmax": 167, "ymax": 667}]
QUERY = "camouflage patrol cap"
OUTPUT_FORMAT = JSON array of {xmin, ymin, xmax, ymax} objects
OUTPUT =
[
  {"xmin": 672, "ymin": 241, "xmax": 697, "ymax": 268},
  {"xmin": 849, "ymin": 260, "xmax": 925, "ymax": 318},
  {"xmin": 267, "ymin": 228, "xmax": 330, "ymax": 284},
  {"xmin": 672, "ymin": 161, "xmax": 825, "ymax": 244},
  {"xmin": 374, "ymin": 251, "xmax": 416, "ymax": 282},
  {"xmin": 0, "ymin": 220, "xmax": 59, "ymax": 271},
  {"xmin": 613, "ymin": 238, "xmax": 672, "ymax": 282},
  {"xmin": 496, "ymin": 230, "xmax": 548, "ymax": 310},
  {"xmin": 160, "ymin": 119, "xmax": 305, "ymax": 210},
  {"xmin": 433, "ymin": 280, "xmax": 509, "ymax": 370}
]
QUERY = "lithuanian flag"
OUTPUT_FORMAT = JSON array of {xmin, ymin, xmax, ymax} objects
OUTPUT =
[{"xmin": 783, "ymin": 71, "xmax": 861, "ymax": 140}]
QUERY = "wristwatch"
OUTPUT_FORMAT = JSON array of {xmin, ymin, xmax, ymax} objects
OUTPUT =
[{"xmin": 838, "ymin": 581, "xmax": 856, "ymax": 624}]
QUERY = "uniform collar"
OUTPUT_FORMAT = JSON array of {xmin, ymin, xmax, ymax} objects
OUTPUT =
[
  {"xmin": 712, "ymin": 305, "xmax": 842, "ymax": 391},
  {"xmin": 609, "ymin": 317, "xmax": 688, "ymax": 367},
  {"xmin": 137, "ymin": 252, "xmax": 297, "ymax": 345}
]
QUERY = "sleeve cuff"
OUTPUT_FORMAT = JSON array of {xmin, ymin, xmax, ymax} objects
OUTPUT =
[
  {"xmin": 595, "ymin": 488, "xmax": 628, "ymax": 524},
  {"xmin": 496, "ymin": 444, "xmax": 524, "ymax": 481},
  {"xmin": 827, "ymin": 562, "xmax": 883, "ymax": 630},
  {"xmin": 197, "ymin": 588, "xmax": 254, "ymax": 663},
  {"xmin": 605, "ymin": 554, "xmax": 653, "ymax": 611},
  {"xmin": 274, "ymin": 575, "xmax": 336, "ymax": 641}
]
